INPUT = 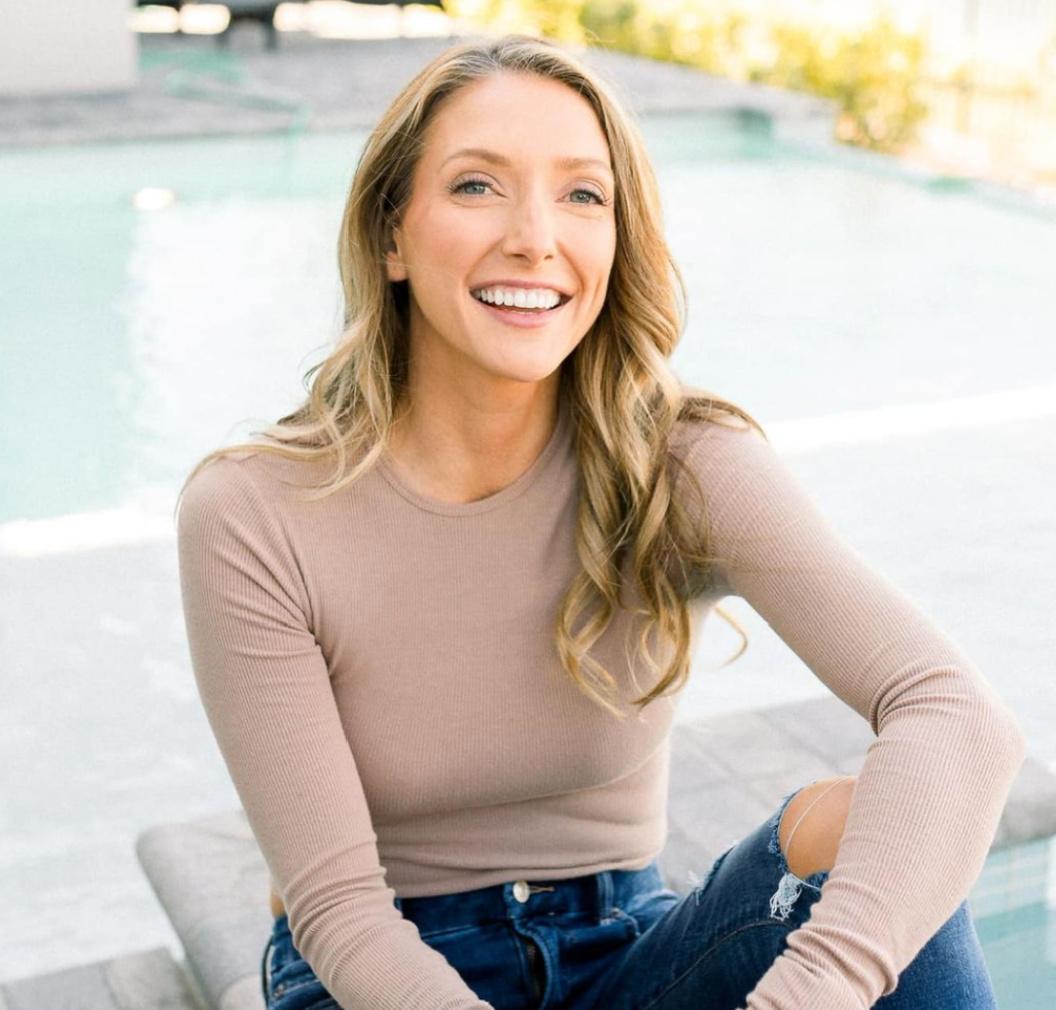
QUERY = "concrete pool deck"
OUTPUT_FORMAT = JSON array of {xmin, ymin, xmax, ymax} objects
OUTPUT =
[{"xmin": 0, "ymin": 29, "xmax": 838, "ymax": 149}]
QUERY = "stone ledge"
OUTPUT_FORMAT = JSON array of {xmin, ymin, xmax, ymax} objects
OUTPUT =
[{"xmin": 134, "ymin": 694, "xmax": 1056, "ymax": 1010}]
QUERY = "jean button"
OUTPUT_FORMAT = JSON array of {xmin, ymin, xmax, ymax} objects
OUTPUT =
[{"xmin": 513, "ymin": 880, "xmax": 530, "ymax": 902}]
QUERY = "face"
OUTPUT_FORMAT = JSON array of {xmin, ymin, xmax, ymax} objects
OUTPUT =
[{"xmin": 385, "ymin": 71, "xmax": 618, "ymax": 398}]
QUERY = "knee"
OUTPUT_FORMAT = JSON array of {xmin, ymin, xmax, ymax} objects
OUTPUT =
[{"xmin": 778, "ymin": 775, "xmax": 857, "ymax": 880}]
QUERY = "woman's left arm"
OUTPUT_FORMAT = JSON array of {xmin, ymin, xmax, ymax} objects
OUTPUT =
[{"xmin": 681, "ymin": 418, "xmax": 1027, "ymax": 1010}]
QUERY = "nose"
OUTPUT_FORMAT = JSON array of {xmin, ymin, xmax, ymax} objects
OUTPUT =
[{"xmin": 500, "ymin": 190, "xmax": 556, "ymax": 264}]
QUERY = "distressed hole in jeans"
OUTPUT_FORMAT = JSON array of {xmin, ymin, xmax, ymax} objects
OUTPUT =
[
  {"xmin": 768, "ymin": 869, "xmax": 828, "ymax": 921},
  {"xmin": 765, "ymin": 786, "xmax": 831, "ymax": 922}
]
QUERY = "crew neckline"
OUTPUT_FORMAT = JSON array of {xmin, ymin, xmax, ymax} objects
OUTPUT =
[{"xmin": 376, "ymin": 394, "xmax": 571, "ymax": 517}]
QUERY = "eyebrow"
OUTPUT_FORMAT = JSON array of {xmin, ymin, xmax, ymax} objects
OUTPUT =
[{"xmin": 440, "ymin": 147, "xmax": 614, "ymax": 176}]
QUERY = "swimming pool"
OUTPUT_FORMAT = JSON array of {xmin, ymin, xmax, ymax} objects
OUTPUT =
[
  {"xmin": 1, "ymin": 112, "xmax": 1054, "ymax": 997},
  {"xmin": 1, "ymin": 111, "xmax": 1054, "ymax": 526}
]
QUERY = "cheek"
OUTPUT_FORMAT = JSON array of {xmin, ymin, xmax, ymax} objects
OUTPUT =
[
  {"xmin": 579, "ymin": 216, "xmax": 616, "ymax": 265},
  {"xmin": 418, "ymin": 206, "xmax": 489, "ymax": 276}
]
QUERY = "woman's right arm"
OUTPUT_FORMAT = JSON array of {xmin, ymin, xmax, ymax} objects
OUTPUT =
[{"xmin": 176, "ymin": 457, "xmax": 494, "ymax": 1010}]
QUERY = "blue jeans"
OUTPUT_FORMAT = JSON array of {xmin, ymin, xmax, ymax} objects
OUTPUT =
[{"xmin": 261, "ymin": 785, "xmax": 997, "ymax": 1009}]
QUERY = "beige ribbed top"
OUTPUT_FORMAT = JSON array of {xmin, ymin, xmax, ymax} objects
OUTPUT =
[{"xmin": 176, "ymin": 393, "xmax": 1026, "ymax": 1010}]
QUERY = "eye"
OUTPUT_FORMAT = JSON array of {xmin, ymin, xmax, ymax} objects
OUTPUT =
[
  {"xmin": 448, "ymin": 176, "xmax": 493, "ymax": 196},
  {"xmin": 447, "ymin": 177, "xmax": 608, "ymax": 205},
  {"xmin": 569, "ymin": 187, "xmax": 606, "ymax": 206}
]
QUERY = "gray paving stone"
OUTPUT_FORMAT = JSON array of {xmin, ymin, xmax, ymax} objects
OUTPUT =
[
  {"xmin": 0, "ymin": 947, "xmax": 201, "ymax": 1010},
  {"xmin": 740, "ymin": 762, "xmax": 838, "ymax": 806},
  {"xmin": 667, "ymin": 721, "xmax": 738, "ymax": 794},
  {"xmin": 1, "ymin": 960, "xmax": 118, "ymax": 1010},
  {"xmin": 218, "ymin": 974, "xmax": 264, "ymax": 1010},
  {"xmin": 832, "ymin": 752, "xmax": 868, "ymax": 777},
  {"xmin": 760, "ymin": 694, "xmax": 879, "ymax": 764},
  {"xmin": 106, "ymin": 948, "xmax": 204, "ymax": 1010},
  {"xmin": 662, "ymin": 779, "xmax": 776, "ymax": 889},
  {"xmin": 687, "ymin": 710, "xmax": 836, "ymax": 781},
  {"xmin": 0, "ymin": 31, "xmax": 838, "ymax": 150}
]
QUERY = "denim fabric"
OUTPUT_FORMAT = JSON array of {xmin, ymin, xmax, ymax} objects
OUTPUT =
[{"xmin": 260, "ymin": 783, "xmax": 997, "ymax": 1010}]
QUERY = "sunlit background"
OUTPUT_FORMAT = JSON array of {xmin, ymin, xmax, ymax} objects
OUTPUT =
[
  {"xmin": 118, "ymin": 0, "xmax": 1056, "ymax": 193},
  {"xmin": 1, "ymin": 1, "xmax": 1054, "ymax": 1007}
]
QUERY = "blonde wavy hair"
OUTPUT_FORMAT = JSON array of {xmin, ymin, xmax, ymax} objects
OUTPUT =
[{"xmin": 181, "ymin": 33, "xmax": 767, "ymax": 720}]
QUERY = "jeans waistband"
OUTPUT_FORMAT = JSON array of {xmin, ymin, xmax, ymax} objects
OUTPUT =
[{"xmin": 392, "ymin": 859, "xmax": 665, "ymax": 933}]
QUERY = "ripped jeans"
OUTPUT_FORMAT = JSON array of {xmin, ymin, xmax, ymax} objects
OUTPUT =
[{"xmin": 261, "ymin": 783, "xmax": 997, "ymax": 1010}]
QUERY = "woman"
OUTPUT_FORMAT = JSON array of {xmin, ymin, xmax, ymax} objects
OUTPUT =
[{"xmin": 176, "ymin": 34, "xmax": 1026, "ymax": 1010}]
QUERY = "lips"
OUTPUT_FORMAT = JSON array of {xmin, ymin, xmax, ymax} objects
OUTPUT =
[
  {"xmin": 470, "ymin": 291, "xmax": 572, "ymax": 328},
  {"xmin": 470, "ymin": 280, "xmax": 574, "ymax": 298},
  {"xmin": 470, "ymin": 290, "xmax": 572, "ymax": 311}
]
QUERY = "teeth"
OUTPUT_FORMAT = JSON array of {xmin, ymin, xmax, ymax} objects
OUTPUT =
[{"xmin": 472, "ymin": 286, "xmax": 563, "ymax": 309}]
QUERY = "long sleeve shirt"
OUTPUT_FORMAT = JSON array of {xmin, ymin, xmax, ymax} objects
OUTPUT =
[{"xmin": 176, "ymin": 390, "xmax": 1027, "ymax": 1010}]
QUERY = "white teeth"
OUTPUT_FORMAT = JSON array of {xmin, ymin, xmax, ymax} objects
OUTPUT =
[{"xmin": 471, "ymin": 286, "xmax": 563, "ymax": 309}]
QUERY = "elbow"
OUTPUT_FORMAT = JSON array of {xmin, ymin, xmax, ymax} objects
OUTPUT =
[
  {"xmin": 983, "ymin": 697, "xmax": 1029, "ymax": 781},
  {"xmin": 996, "ymin": 694, "xmax": 1027, "ymax": 753},
  {"xmin": 1005, "ymin": 710, "xmax": 1029, "ymax": 766}
]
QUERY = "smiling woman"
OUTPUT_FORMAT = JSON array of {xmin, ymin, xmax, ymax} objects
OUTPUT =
[
  {"xmin": 175, "ymin": 32, "xmax": 1025, "ymax": 1010},
  {"xmin": 379, "ymin": 70, "xmax": 618, "ymax": 501}
]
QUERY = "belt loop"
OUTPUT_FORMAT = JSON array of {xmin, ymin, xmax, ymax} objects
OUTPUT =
[{"xmin": 596, "ymin": 870, "xmax": 613, "ymax": 922}]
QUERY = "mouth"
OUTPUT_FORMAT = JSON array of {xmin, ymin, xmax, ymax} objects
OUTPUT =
[
  {"xmin": 469, "ymin": 290, "xmax": 572, "ymax": 313},
  {"xmin": 469, "ymin": 290, "xmax": 573, "ymax": 328},
  {"xmin": 468, "ymin": 288, "xmax": 573, "ymax": 328}
]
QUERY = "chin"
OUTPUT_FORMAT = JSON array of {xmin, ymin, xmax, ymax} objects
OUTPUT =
[
  {"xmin": 488, "ymin": 364, "xmax": 563, "ymax": 385},
  {"xmin": 481, "ymin": 353, "xmax": 566, "ymax": 385}
]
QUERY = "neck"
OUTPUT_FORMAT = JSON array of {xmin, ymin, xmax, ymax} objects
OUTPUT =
[{"xmin": 385, "ymin": 378, "xmax": 563, "ymax": 505}]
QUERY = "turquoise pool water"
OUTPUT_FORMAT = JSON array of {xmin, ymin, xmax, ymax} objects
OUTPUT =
[
  {"xmin": 1, "ymin": 113, "xmax": 1053, "ymax": 997},
  {"xmin": 1, "ymin": 112, "xmax": 1054, "ymax": 524}
]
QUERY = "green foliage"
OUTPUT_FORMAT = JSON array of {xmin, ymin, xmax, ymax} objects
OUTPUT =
[
  {"xmin": 448, "ymin": 0, "xmax": 930, "ymax": 153},
  {"xmin": 578, "ymin": 0, "xmax": 638, "ymax": 51},
  {"xmin": 448, "ymin": 0, "xmax": 590, "ymax": 44},
  {"xmin": 762, "ymin": 13, "xmax": 929, "ymax": 150}
]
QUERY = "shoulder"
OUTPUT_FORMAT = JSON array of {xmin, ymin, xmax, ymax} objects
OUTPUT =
[
  {"xmin": 176, "ymin": 452, "xmax": 318, "ymax": 621},
  {"xmin": 180, "ymin": 447, "xmax": 334, "ymax": 516},
  {"xmin": 666, "ymin": 395, "xmax": 822, "ymax": 552},
  {"xmin": 175, "ymin": 450, "xmax": 319, "ymax": 612},
  {"xmin": 668, "ymin": 395, "xmax": 772, "ymax": 491},
  {"xmin": 177, "ymin": 452, "xmax": 263, "ymax": 524},
  {"xmin": 177, "ymin": 448, "xmax": 322, "ymax": 546}
]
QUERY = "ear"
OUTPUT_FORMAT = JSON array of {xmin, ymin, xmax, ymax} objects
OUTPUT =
[{"xmin": 385, "ymin": 227, "xmax": 407, "ymax": 283}]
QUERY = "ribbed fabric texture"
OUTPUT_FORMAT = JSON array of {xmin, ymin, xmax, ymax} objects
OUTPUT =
[{"xmin": 176, "ymin": 396, "xmax": 1026, "ymax": 1010}]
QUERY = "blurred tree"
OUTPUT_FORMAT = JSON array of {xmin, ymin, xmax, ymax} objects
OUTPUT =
[
  {"xmin": 446, "ymin": 0, "xmax": 929, "ymax": 153},
  {"xmin": 763, "ymin": 13, "xmax": 928, "ymax": 150}
]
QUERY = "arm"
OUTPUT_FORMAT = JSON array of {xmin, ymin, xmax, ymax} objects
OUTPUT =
[
  {"xmin": 177, "ymin": 457, "xmax": 494, "ymax": 1010},
  {"xmin": 681, "ymin": 419, "xmax": 1027, "ymax": 1010}
]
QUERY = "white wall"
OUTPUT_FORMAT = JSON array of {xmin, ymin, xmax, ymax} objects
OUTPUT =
[{"xmin": 0, "ymin": 0, "xmax": 137, "ymax": 96}]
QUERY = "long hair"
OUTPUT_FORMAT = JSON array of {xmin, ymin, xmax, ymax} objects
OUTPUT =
[{"xmin": 180, "ymin": 33, "xmax": 766, "ymax": 720}]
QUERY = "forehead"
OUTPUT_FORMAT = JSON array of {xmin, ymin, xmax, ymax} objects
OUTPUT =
[{"xmin": 422, "ymin": 72, "xmax": 611, "ymax": 167}]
